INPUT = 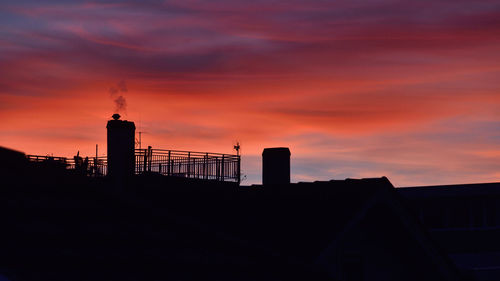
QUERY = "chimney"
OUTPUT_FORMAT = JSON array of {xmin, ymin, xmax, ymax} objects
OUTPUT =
[
  {"xmin": 106, "ymin": 114, "xmax": 136, "ymax": 179},
  {"xmin": 262, "ymin": 147, "xmax": 291, "ymax": 185}
]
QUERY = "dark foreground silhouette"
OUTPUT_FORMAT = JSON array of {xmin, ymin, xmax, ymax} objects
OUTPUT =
[
  {"xmin": 2, "ymin": 115, "xmax": 497, "ymax": 281},
  {"xmin": 0, "ymin": 145, "xmax": 463, "ymax": 281}
]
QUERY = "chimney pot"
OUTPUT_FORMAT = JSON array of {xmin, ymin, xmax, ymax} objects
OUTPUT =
[
  {"xmin": 262, "ymin": 147, "xmax": 291, "ymax": 185},
  {"xmin": 107, "ymin": 117, "xmax": 135, "ymax": 180}
]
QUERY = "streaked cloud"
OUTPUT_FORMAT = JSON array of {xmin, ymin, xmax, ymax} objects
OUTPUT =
[{"xmin": 1, "ymin": 0, "xmax": 499, "ymax": 185}]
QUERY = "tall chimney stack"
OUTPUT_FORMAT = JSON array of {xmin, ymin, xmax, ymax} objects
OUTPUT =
[
  {"xmin": 107, "ymin": 114, "xmax": 136, "ymax": 179},
  {"xmin": 262, "ymin": 147, "xmax": 291, "ymax": 185}
]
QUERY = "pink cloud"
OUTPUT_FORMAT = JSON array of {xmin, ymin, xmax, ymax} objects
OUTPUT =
[{"xmin": 1, "ymin": 0, "xmax": 499, "ymax": 185}]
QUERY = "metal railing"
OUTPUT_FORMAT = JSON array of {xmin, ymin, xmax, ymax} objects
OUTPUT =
[
  {"xmin": 135, "ymin": 147, "xmax": 240, "ymax": 183},
  {"xmin": 26, "ymin": 155, "xmax": 108, "ymax": 177},
  {"xmin": 26, "ymin": 147, "xmax": 241, "ymax": 183}
]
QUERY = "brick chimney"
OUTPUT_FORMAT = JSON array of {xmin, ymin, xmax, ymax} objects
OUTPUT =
[
  {"xmin": 262, "ymin": 147, "xmax": 290, "ymax": 185},
  {"xmin": 106, "ymin": 114, "xmax": 136, "ymax": 179}
]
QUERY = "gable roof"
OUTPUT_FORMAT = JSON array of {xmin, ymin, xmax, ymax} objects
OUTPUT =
[{"xmin": 311, "ymin": 179, "xmax": 461, "ymax": 280}]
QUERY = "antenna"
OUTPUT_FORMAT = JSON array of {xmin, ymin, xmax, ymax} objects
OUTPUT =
[
  {"xmin": 135, "ymin": 131, "xmax": 149, "ymax": 150},
  {"xmin": 135, "ymin": 132, "xmax": 142, "ymax": 150},
  {"xmin": 233, "ymin": 141, "xmax": 241, "ymax": 156},
  {"xmin": 135, "ymin": 114, "xmax": 146, "ymax": 150}
]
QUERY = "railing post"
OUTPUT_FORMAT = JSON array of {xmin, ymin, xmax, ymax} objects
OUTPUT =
[
  {"xmin": 221, "ymin": 155, "xmax": 225, "ymax": 181},
  {"xmin": 147, "ymin": 146, "xmax": 152, "ymax": 172},
  {"xmin": 193, "ymin": 158, "xmax": 196, "ymax": 178},
  {"xmin": 143, "ymin": 149, "xmax": 147, "ymax": 173},
  {"xmin": 187, "ymin": 152, "xmax": 191, "ymax": 178},
  {"xmin": 134, "ymin": 151, "xmax": 137, "ymax": 174},
  {"xmin": 204, "ymin": 153, "xmax": 208, "ymax": 179},
  {"xmin": 167, "ymin": 150, "xmax": 171, "ymax": 176},
  {"xmin": 237, "ymin": 155, "xmax": 241, "ymax": 185},
  {"xmin": 215, "ymin": 156, "xmax": 219, "ymax": 181}
]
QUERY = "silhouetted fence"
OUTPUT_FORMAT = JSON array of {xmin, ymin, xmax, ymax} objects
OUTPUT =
[
  {"xmin": 135, "ymin": 148, "xmax": 240, "ymax": 183},
  {"xmin": 26, "ymin": 155, "xmax": 108, "ymax": 177},
  {"xmin": 26, "ymin": 148, "xmax": 240, "ymax": 183}
]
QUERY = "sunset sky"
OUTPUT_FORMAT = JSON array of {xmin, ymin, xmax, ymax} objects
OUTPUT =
[{"xmin": 1, "ymin": 0, "xmax": 499, "ymax": 186}]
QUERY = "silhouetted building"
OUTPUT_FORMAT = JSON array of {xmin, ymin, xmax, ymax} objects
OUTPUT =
[
  {"xmin": 0, "ymin": 167, "xmax": 460, "ymax": 281},
  {"xmin": 6, "ymin": 116, "xmax": 494, "ymax": 281},
  {"xmin": 399, "ymin": 183, "xmax": 500, "ymax": 281},
  {"xmin": 106, "ymin": 114, "xmax": 135, "ymax": 180},
  {"xmin": 0, "ymin": 146, "xmax": 27, "ymax": 172},
  {"xmin": 262, "ymin": 147, "xmax": 290, "ymax": 185}
]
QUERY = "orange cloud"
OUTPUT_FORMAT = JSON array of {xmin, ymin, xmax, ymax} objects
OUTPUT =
[{"xmin": 1, "ymin": 0, "xmax": 500, "ymax": 185}]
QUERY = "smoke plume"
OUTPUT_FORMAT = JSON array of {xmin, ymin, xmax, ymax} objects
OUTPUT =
[{"xmin": 109, "ymin": 80, "xmax": 128, "ymax": 114}]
